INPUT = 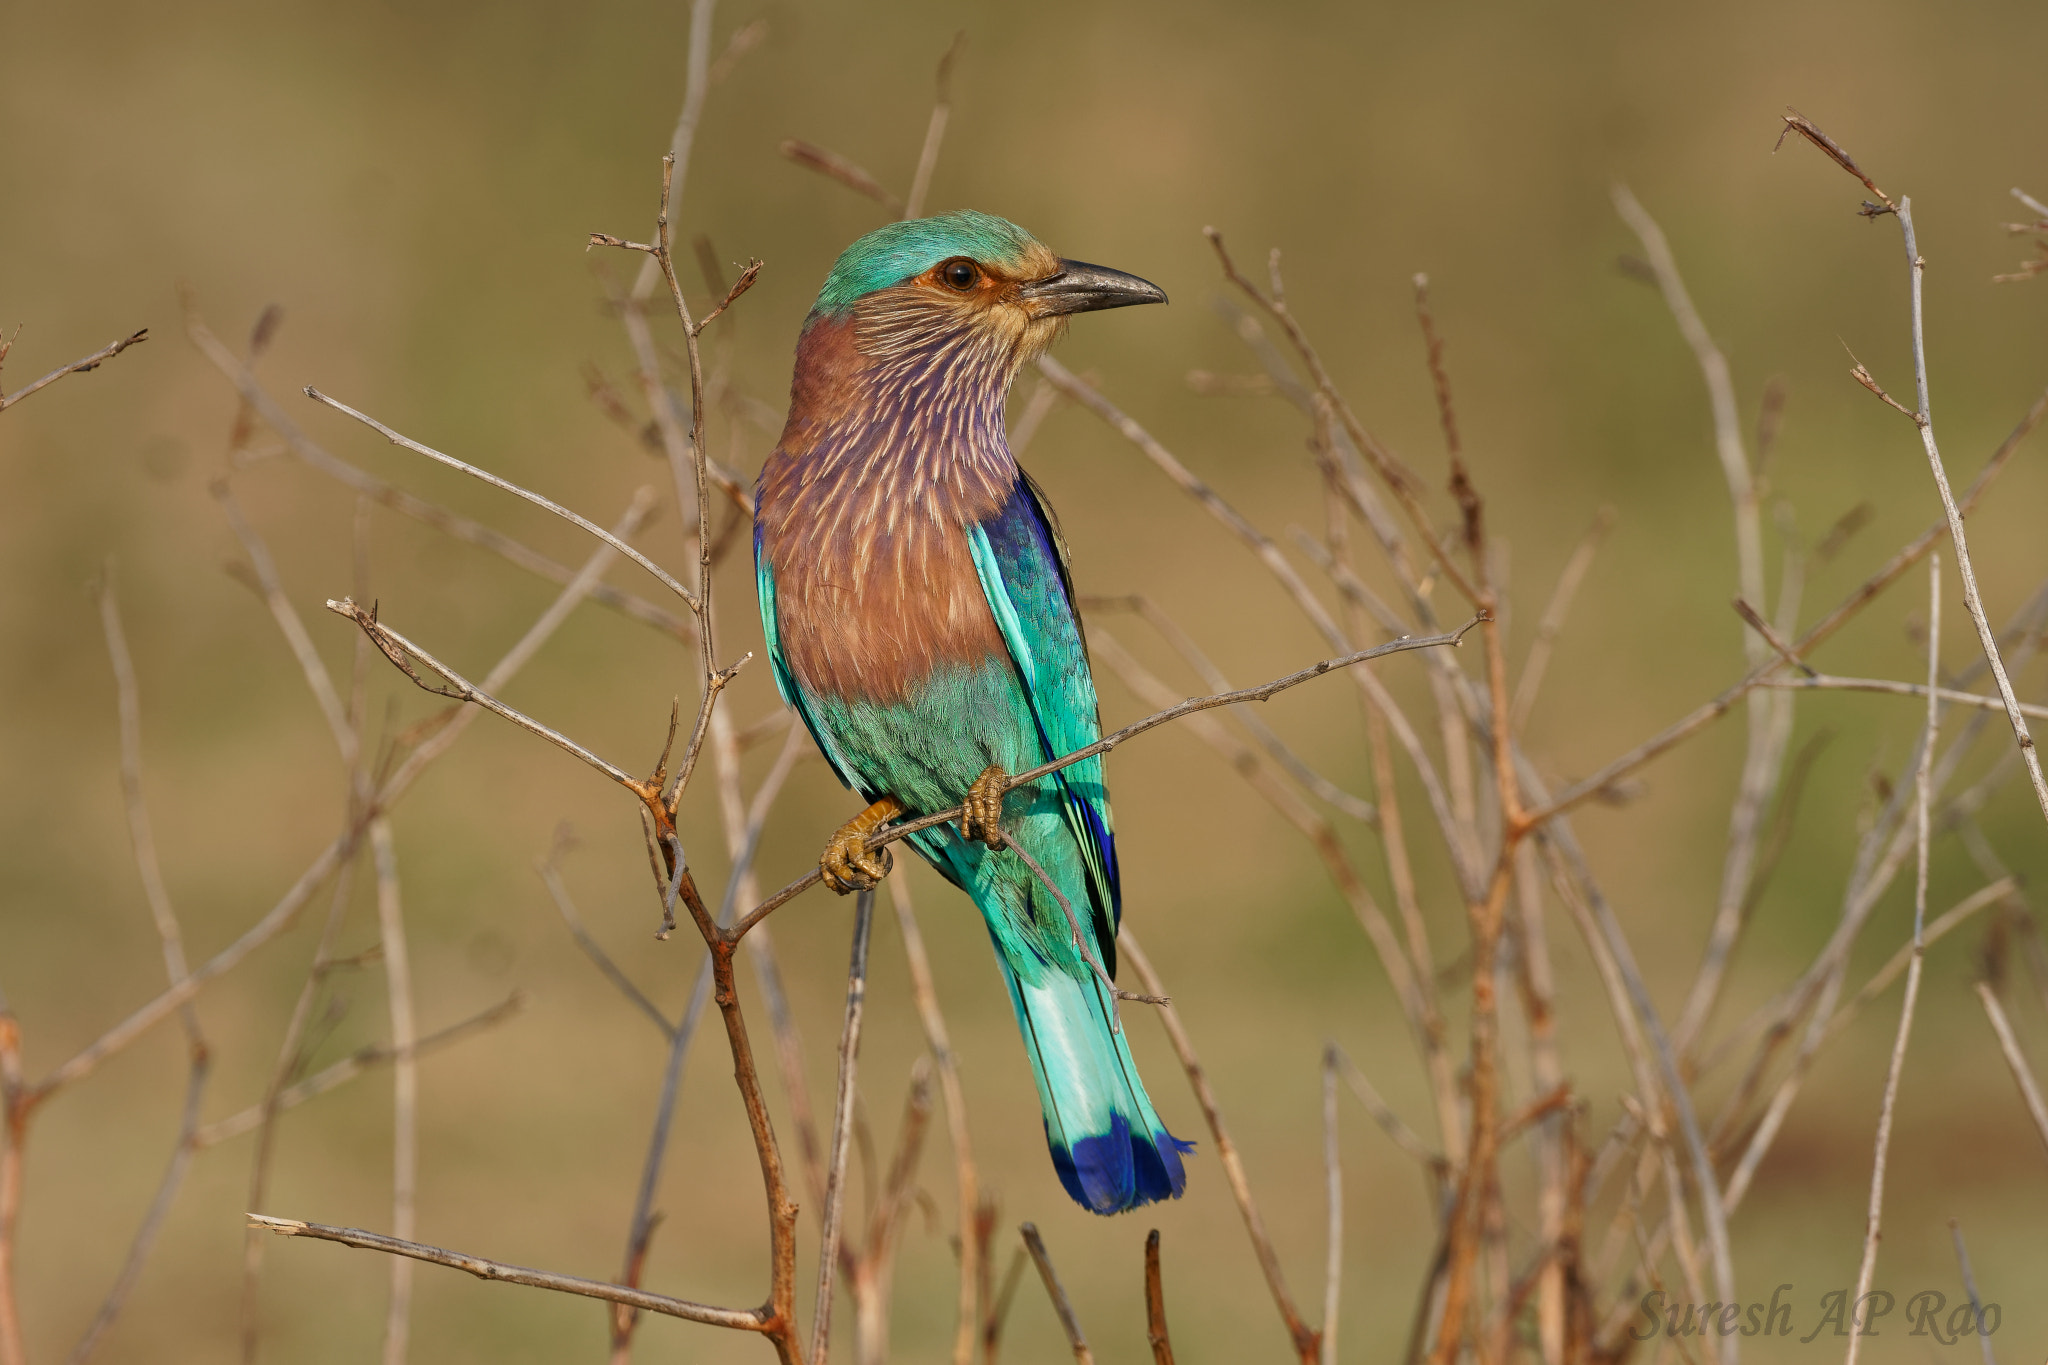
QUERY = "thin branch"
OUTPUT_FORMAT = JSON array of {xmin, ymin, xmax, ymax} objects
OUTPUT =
[
  {"xmin": 810, "ymin": 889, "xmax": 876, "ymax": 1365},
  {"xmin": 304, "ymin": 386, "xmax": 701, "ymax": 613},
  {"xmin": 1844, "ymin": 553, "xmax": 1940, "ymax": 1365},
  {"xmin": 903, "ymin": 32, "xmax": 967, "ymax": 220},
  {"xmin": 195, "ymin": 994, "xmax": 525, "ymax": 1148},
  {"xmin": 246, "ymin": 1215, "xmax": 767, "ymax": 1330},
  {"xmin": 1321, "ymin": 1046, "xmax": 1343, "ymax": 1365},
  {"xmin": 64, "ymin": 1048, "xmax": 209, "ymax": 1365},
  {"xmin": 1018, "ymin": 1224, "xmax": 1093, "ymax": 1365},
  {"xmin": 887, "ymin": 878, "xmax": 980, "ymax": 1365},
  {"xmin": 326, "ymin": 597, "xmax": 658, "ymax": 795},
  {"xmin": 779, "ymin": 141, "xmax": 905, "ymax": 215},
  {"xmin": 539, "ymin": 837, "xmax": 674, "ymax": 1039},
  {"xmin": 1761, "ymin": 673, "xmax": 2048, "ymax": 720},
  {"xmin": 1974, "ymin": 983, "xmax": 2048, "ymax": 1161},
  {"xmin": 1122, "ymin": 933, "xmax": 1317, "ymax": 1363},
  {"xmin": 189, "ymin": 313, "xmax": 688, "ymax": 639},
  {"xmin": 1510, "ymin": 506, "xmax": 1615, "ymax": 732},
  {"xmin": 1891, "ymin": 201, "xmax": 2048, "ymax": 825},
  {"xmin": 0, "ymin": 328, "xmax": 148, "ymax": 412},
  {"xmin": 1145, "ymin": 1230, "xmax": 1175, "ymax": 1365},
  {"xmin": 734, "ymin": 620, "xmax": 1477, "ymax": 940},
  {"xmin": 370, "ymin": 819, "xmax": 417, "ymax": 1365},
  {"xmin": 1949, "ymin": 1220, "xmax": 1998, "ymax": 1365}
]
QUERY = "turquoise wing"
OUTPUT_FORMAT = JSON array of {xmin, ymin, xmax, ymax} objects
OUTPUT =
[{"xmin": 966, "ymin": 472, "xmax": 1123, "ymax": 966}]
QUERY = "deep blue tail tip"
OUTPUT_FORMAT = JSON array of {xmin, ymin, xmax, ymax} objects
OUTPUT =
[{"xmin": 1047, "ymin": 1115, "xmax": 1198, "ymax": 1214}]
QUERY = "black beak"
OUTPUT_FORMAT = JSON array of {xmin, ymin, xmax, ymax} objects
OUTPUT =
[{"xmin": 1018, "ymin": 259, "xmax": 1168, "ymax": 316}]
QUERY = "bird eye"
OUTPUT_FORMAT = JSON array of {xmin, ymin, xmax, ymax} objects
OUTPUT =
[{"xmin": 941, "ymin": 259, "xmax": 980, "ymax": 291}]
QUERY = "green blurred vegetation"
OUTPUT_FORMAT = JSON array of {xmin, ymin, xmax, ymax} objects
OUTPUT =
[{"xmin": 4, "ymin": 0, "xmax": 2047, "ymax": 1361}]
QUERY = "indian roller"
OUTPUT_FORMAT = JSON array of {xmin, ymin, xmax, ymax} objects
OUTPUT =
[{"xmin": 754, "ymin": 211, "xmax": 1193, "ymax": 1214}]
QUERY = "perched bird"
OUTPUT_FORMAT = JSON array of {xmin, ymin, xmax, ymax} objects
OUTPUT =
[{"xmin": 754, "ymin": 211, "xmax": 1192, "ymax": 1214}]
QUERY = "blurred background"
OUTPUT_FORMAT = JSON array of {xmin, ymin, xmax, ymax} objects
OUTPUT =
[{"xmin": 4, "ymin": 0, "xmax": 2048, "ymax": 1360}]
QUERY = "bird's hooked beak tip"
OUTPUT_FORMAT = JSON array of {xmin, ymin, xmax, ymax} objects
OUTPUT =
[{"xmin": 1019, "ymin": 259, "xmax": 1168, "ymax": 316}]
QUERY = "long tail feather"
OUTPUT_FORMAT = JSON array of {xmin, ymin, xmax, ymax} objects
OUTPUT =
[{"xmin": 999, "ymin": 957, "xmax": 1194, "ymax": 1213}]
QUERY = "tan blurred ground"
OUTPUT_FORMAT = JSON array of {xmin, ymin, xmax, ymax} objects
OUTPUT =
[{"xmin": 4, "ymin": 0, "xmax": 2048, "ymax": 1361}]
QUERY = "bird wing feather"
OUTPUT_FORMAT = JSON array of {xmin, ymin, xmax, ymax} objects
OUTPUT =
[{"xmin": 966, "ymin": 474, "xmax": 1123, "ymax": 971}]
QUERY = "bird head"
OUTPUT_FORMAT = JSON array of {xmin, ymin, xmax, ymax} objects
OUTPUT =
[{"xmin": 807, "ymin": 211, "xmax": 1166, "ymax": 374}]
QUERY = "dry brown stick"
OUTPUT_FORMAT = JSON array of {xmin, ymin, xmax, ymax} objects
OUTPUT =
[
  {"xmin": 306, "ymin": 386, "xmax": 701, "ymax": 612},
  {"xmin": 780, "ymin": 140, "xmax": 905, "ymax": 215},
  {"xmin": 1144, "ymin": 1231, "xmax": 1176, "ymax": 1365},
  {"xmin": 1508, "ymin": 842, "xmax": 1568, "ymax": 1365},
  {"xmin": 1782, "ymin": 115, "xmax": 2048, "ymax": 819},
  {"xmin": 1018, "ymin": 1224, "xmax": 1094, "ymax": 1365},
  {"xmin": 1762, "ymin": 674, "xmax": 2048, "ymax": 720},
  {"xmin": 810, "ymin": 889, "xmax": 876, "ymax": 1365},
  {"xmin": 732, "ymin": 621, "xmax": 1478, "ymax": 941},
  {"xmin": 216, "ymin": 485, "xmax": 356, "ymax": 758},
  {"xmin": 0, "ymin": 328, "xmax": 147, "ymax": 412},
  {"xmin": 1204, "ymin": 230, "xmax": 1479, "ymax": 607},
  {"xmin": 327, "ymin": 597, "xmax": 674, "ymax": 795},
  {"xmin": 1321, "ymin": 1046, "xmax": 1343, "ymax": 1365},
  {"xmin": 64, "ymin": 1044, "xmax": 207, "ymax": 1365},
  {"xmin": 1087, "ymin": 628, "xmax": 1435, "ymax": 1048},
  {"xmin": 628, "ymin": 0, "xmax": 719, "ymax": 304},
  {"xmin": 539, "ymin": 839, "xmax": 674, "ymax": 1039},
  {"xmin": 1510, "ymin": 506, "xmax": 1615, "ymax": 733},
  {"xmin": 888, "ymin": 877, "xmax": 980, "ymax": 1365},
  {"xmin": 1039, "ymin": 352, "xmax": 1487, "ymax": 899},
  {"xmin": 902, "ymin": 32, "xmax": 967, "ymax": 220},
  {"xmin": 1619, "ymin": 186, "xmax": 1793, "ymax": 1096},
  {"xmin": 844, "ymin": 1061, "xmax": 933, "ymax": 1365},
  {"xmin": 981, "ymin": 1245, "xmax": 1027, "ymax": 1365},
  {"xmin": 368, "ymin": 819, "xmax": 416, "ymax": 1365},
  {"xmin": 716, "ymin": 714, "xmax": 828, "ymax": 1208},
  {"xmin": 1083, "ymin": 594, "xmax": 1378, "ymax": 822},
  {"xmin": 1844, "ymin": 553, "xmax": 1941, "ymax": 1365},
  {"xmin": 1330, "ymin": 1047, "xmax": 1445, "ymax": 1175},
  {"xmin": 36, "ymin": 488, "xmax": 642, "ymax": 1139},
  {"xmin": 64, "ymin": 587, "xmax": 213, "ymax": 1365},
  {"xmin": 1122, "ymin": 933, "xmax": 1318, "ymax": 1363},
  {"xmin": 0, "ymin": 1009, "xmax": 22, "ymax": 1365},
  {"xmin": 1894, "ymin": 202, "xmax": 2048, "ymax": 822},
  {"xmin": 1524, "ymin": 382, "xmax": 2047, "ymax": 830},
  {"xmin": 1975, "ymin": 983, "xmax": 2048, "ymax": 1161},
  {"xmin": 191, "ymin": 315, "xmax": 687, "ymax": 640},
  {"xmin": 196, "ymin": 995, "xmax": 524, "ymax": 1148},
  {"xmin": 247, "ymin": 1215, "xmax": 765, "ymax": 1329}
]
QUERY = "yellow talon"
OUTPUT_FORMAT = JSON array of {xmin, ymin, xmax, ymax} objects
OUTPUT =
[
  {"xmin": 819, "ymin": 795, "xmax": 905, "ymax": 895},
  {"xmin": 960, "ymin": 764, "xmax": 1009, "ymax": 849}
]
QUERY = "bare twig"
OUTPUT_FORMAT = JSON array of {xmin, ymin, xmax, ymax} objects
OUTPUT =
[
  {"xmin": 247, "ymin": 1215, "xmax": 766, "ymax": 1329},
  {"xmin": 1761, "ymin": 673, "xmax": 2048, "ymax": 720},
  {"xmin": 195, "ymin": 994, "xmax": 525, "ymax": 1148},
  {"xmin": 1511, "ymin": 506, "xmax": 1615, "ymax": 732},
  {"xmin": 1975, "ymin": 983, "xmax": 2048, "ymax": 1161},
  {"xmin": 1321, "ymin": 1046, "xmax": 1343, "ymax": 1365},
  {"xmin": 0, "ymin": 328, "xmax": 148, "ymax": 412},
  {"xmin": 305, "ymin": 387, "xmax": 701, "ymax": 612},
  {"xmin": 903, "ymin": 33, "xmax": 967, "ymax": 219},
  {"xmin": 1890, "ymin": 201, "xmax": 2048, "ymax": 824},
  {"xmin": 1123, "ymin": 933, "xmax": 1317, "ymax": 1363},
  {"xmin": 1019, "ymin": 1224, "xmax": 1094, "ymax": 1365},
  {"xmin": 810, "ymin": 889, "xmax": 876, "ymax": 1365},
  {"xmin": 1949, "ymin": 1220, "xmax": 1998, "ymax": 1365},
  {"xmin": 733, "ymin": 620, "xmax": 1477, "ymax": 940},
  {"xmin": 1145, "ymin": 1230, "xmax": 1176, "ymax": 1365},
  {"xmin": 887, "ymin": 878, "xmax": 980, "ymax": 1365},
  {"xmin": 780, "ymin": 141, "xmax": 905, "ymax": 215},
  {"xmin": 370, "ymin": 818, "xmax": 416, "ymax": 1365},
  {"xmin": 1844, "ymin": 553, "xmax": 1939, "ymax": 1365}
]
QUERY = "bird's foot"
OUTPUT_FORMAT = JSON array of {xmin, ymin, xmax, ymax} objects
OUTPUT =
[
  {"xmin": 819, "ymin": 795, "xmax": 906, "ymax": 895},
  {"xmin": 960, "ymin": 765, "xmax": 1009, "ymax": 849}
]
